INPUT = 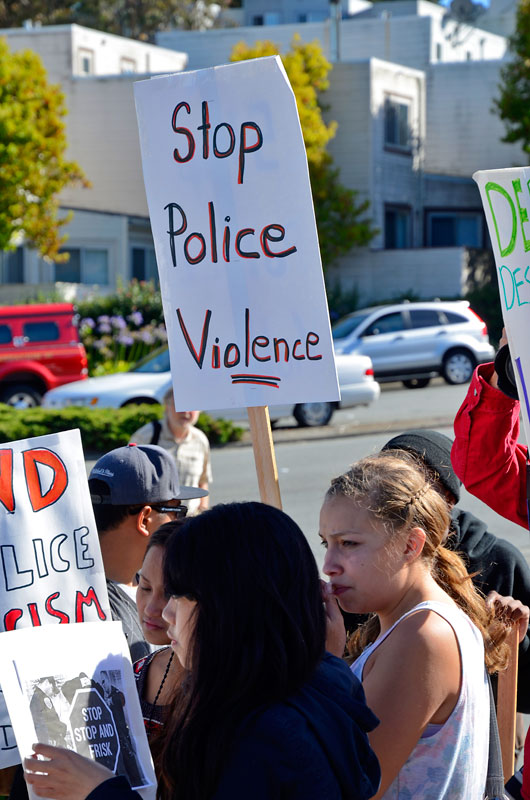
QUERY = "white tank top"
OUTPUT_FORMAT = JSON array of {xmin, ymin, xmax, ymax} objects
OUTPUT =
[{"xmin": 351, "ymin": 601, "xmax": 489, "ymax": 799}]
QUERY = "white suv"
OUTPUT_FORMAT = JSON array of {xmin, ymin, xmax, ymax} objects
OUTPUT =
[{"xmin": 332, "ymin": 300, "xmax": 494, "ymax": 389}]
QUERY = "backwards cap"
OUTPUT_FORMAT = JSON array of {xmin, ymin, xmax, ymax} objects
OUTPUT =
[{"xmin": 89, "ymin": 443, "xmax": 208, "ymax": 505}]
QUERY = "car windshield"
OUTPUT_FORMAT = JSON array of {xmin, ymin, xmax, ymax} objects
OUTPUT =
[
  {"xmin": 131, "ymin": 347, "xmax": 170, "ymax": 374},
  {"xmin": 332, "ymin": 311, "xmax": 373, "ymax": 340}
]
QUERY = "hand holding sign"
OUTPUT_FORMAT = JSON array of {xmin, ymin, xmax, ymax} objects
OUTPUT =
[{"xmin": 24, "ymin": 743, "xmax": 113, "ymax": 800}]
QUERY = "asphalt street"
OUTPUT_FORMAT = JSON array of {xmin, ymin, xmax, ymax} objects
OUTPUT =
[{"xmin": 86, "ymin": 377, "xmax": 530, "ymax": 570}]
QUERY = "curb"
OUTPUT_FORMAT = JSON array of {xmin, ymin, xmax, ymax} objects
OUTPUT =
[
  {"xmin": 84, "ymin": 416, "xmax": 456, "ymax": 461},
  {"xmin": 232, "ymin": 415, "xmax": 457, "ymax": 448}
]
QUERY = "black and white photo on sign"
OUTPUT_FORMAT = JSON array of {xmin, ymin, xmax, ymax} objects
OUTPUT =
[
  {"xmin": 0, "ymin": 621, "xmax": 156, "ymax": 800},
  {"xmin": 26, "ymin": 668, "xmax": 147, "ymax": 788}
]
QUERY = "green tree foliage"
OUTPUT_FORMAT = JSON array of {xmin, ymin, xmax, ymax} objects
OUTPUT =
[
  {"xmin": 0, "ymin": 38, "xmax": 88, "ymax": 260},
  {"xmin": 230, "ymin": 37, "xmax": 376, "ymax": 268},
  {"xmin": 495, "ymin": 0, "xmax": 530, "ymax": 154},
  {"xmin": 0, "ymin": 0, "xmax": 228, "ymax": 40}
]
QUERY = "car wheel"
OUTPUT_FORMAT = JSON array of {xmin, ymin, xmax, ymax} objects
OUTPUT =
[
  {"xmin": 402, "ymin": 378, "xmax": 431, "ymax": 389},
  {"xmin": 441, "ymin": 349, "xmax": 476, "ymax": 385},
  {"xmin": 293, "ymin": 402, "xmax": 334, "ymax": 427},
  {"xmin": 121, "ymin": 398, "xmax": 159, "ymax": 406},
  {"xmin": 0, "ymin": 384, "xmax": 43, "ymax": 408}
]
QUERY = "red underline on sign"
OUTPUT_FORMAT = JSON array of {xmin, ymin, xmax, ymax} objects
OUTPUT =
[{"xmin": 231, "ymin": 374, "xmax": 281, "ymax": 388}]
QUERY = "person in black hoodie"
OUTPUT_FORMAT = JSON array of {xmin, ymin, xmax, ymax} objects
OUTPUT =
[
  {"xmin": 382, "ymin": 429, "xmax": 530, "ymax": 713},
  {"xmin": 25, "ymin": 503, "xmax": 381, "ymax": 800}
]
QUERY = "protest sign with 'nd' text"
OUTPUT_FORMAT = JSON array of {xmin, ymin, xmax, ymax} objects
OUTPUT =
[
  {"xmin": 0, "ymin": 429, "xmax": 110, "ymax": 767},
  {"xmin": 134, "ymin": 56, "xmax": 340, "ymax": 412},
  {"xmin": 474, "ymin": 168, "xmax": 530, "ymax": 445}
]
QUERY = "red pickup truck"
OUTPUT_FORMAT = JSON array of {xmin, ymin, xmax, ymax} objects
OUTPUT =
[{"xmin": 0, "ymin": 303, "xmax": 88, "ymax": 407}]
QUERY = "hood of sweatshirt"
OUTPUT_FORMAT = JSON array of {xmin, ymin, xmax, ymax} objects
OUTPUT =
[
  {"xmin": 285, "ymin": 653, "xmax": 381, "ymax": 800},
  {"xmin": 448, "ymin": 507, "xmax": 496, "ymax": 561}
]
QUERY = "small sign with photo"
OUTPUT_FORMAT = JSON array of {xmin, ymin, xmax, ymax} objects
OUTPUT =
[{"xmin": 0, "ymin": 622, "xmax": 155, "ymax": 800}]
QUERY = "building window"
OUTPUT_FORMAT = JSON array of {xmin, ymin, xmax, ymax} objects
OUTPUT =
[
  {"xmin": 132, "ymin": 246, "xmax": 158, "ymax": 284},
  {"xmin": 298, "ymin": 11, "xmax": 328, "ymax": 21},
  {"xmin": 466, "ymin": 51, "xmax": 472, "ymax": 61},
  {"xmin": 253, "ymin": 11, "xmax": 281, "ymax": 24},
  {"xmin": 384, "ymin": 98, "xmax": 411, "ymax": 151},
  {"xmin": 56, "ymin": 248, "xmax": 109, "ymax": 284},
  {"xmin": 436, "ymin": 43, "xmax": 442, "ymax": 61},
  {"xmin": 78, "ymin": 48, "xmax": 94, "ymax": 75},
  {"xmin": 0, "ymin": 248, "xmax": 23, "ymax": 283},
  {"xmin": 426, "ymin": 212, "xmax": 483, "ymax": 247},
  {"xmin": 385, "ymin": 206, "xmax": 412, "ymax": 249},
  {"xmin": 120, "ymin": 57, "xmax": 137, "ymax": 74}
]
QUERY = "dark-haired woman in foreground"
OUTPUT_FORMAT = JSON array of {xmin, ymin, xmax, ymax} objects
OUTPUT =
[{"xmin": 25, "ymin": 502, "xmax": 381, "ymax": 800}]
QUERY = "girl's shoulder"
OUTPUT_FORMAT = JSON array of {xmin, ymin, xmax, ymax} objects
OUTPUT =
[{"xmin": 367, "ymin": 603, "xmax": 463, "ymax": 672}]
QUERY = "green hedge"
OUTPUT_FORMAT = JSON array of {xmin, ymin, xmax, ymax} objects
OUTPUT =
[{"xmin": 0, "ymin": 405, "xmax": 244, "ymax": 452}]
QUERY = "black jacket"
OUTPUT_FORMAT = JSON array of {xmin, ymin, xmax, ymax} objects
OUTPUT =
[
  {"xmin": 448, "ymin": 507, "xmax": 530, "ymax": 711},
  {"xmin": 85, "ymin": 653, "xmax": 381, "ymax": 800}
]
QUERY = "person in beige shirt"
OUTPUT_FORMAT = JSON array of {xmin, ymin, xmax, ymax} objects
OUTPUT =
[{"xmin": 130, "ymin": 388, "xmax": 211, "ymax": 515}]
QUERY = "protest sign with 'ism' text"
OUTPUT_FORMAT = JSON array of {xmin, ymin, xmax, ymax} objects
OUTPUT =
[
  {"xmin": 474, "ymin": 168, "xmax": 530, "ymax": 445},
  {"xmin": 134, "ymin": 56, "xmax": 340, "ymax": 412},
  {"xmin": 0, "ymin": 429, "xmax": 110, "ymax": 768}
]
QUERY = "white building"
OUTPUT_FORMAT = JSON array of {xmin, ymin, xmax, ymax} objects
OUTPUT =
[
  {"xmin": 476, "ymin": 0, "xmax": 517, "ymax": 40},
  {"xmin": 156, "ymin": 1, "xmax": 522, "ymax": 303},
  {"xmin": 1, "ymin": 24, "xmax": 187, "ymax": 300},
  {"xmin": 1, "ymin": 2, "xmax": 527, "ymax": 305}
]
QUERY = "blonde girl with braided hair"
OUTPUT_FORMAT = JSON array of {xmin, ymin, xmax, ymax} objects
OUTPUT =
[{"xmin": 320, "ymin": 450, "xmax": 510, "ymax": 800}]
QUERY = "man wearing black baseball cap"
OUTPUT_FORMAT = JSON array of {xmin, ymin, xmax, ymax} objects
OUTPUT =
[{"xmin": 89, "ymin": 443, "xmax": 208, "ymax": 661}]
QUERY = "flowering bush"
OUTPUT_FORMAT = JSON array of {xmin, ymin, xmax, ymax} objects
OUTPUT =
[
  {"xmin": 76, "ymin": 280, "xmax": 167, "ymax": 374},
  {"xmin": 79, "ymin": 312, "xmax": 167, "ymax": 374}
]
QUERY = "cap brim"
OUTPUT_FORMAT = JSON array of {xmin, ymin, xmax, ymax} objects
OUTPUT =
[{"xmin": 175, "ymin": 485, "xmax": 209, "ymax": 500}]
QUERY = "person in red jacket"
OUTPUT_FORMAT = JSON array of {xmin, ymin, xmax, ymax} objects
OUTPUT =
[{"xmin": 451, "ymin": 332, "xmax": 529, "ymax": 530}]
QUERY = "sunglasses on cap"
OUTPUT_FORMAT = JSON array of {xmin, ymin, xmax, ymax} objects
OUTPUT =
[{"xmin": 128, "ymin": 503, "xmax": 188, "ymax": 518}]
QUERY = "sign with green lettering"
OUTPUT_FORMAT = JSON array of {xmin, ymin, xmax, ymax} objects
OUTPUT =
[{"xmin": 475, "ymin": 167, "xmax": 530, "ymax": 441}]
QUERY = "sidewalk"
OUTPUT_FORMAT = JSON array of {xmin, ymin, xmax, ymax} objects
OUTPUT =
[{"xmin": 236, "ymin": 413, "xmax": 457, "ymax": 448}]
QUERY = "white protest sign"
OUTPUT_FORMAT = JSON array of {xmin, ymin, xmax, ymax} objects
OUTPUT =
[
  {"xmin": 0, "ymin": 429, "xmax": 110, "ymax": 767},
  {"xmin": 474, "ymin": 168, "xmax": 530, "ymax": 445},
  {"xmin": 134, "ymin": 56, "xmax": 340, "ymax": 412},
  {"xmin": 0, "ymin": 621, "xmax": 155, "ymax": 800}
]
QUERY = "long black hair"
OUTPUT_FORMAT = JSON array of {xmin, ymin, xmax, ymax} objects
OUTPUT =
[{"xmin": 157, "ymin": 501, "xmax": 326, "ymax": 800}]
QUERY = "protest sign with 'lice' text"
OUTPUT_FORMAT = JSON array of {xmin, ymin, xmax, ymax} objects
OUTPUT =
[
  {"xmin": 134, "ymin": 56, "xmax": 339, "ymax": 412},
  {"xmin": 474, "ymin": 168, "xmax": 530, "ymax": 446},
  {"xmin": 0, "ymin": 429, "xmax": 110, "ymax": 767}
]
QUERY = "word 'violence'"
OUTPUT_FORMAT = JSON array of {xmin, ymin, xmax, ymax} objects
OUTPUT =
[{"xmin": 177, "ymin": 307, "xmax": 323, "ymax": 370}]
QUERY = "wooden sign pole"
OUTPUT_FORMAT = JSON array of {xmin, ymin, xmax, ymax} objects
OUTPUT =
[
  {"xmin": 247, "ymin": 406, "xmax": 282, "ymax": 510},
  {"xmin": 497, "ymin": 626, "xmax": 519, "ymax": 780},
  {"xmin": 0, "ymin": 765, "xmax": 17, "ymax": 795}
]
